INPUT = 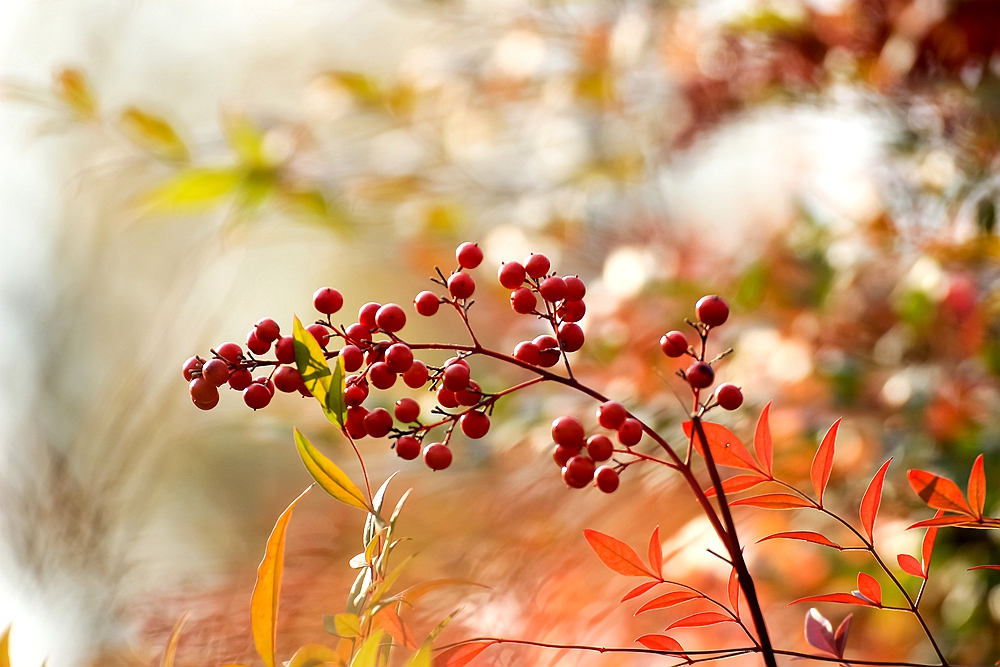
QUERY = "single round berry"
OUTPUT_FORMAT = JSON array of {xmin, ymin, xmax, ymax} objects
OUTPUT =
[
  {"xmin": 364, "ymin": 346, "xmax": 383, "ymax": 368},
  {"xmin": 510, "ymin": 287, "xmax": 537, "ymax": 314},
  {"xmin": 423, "ymin": 443, "xmax": 452, "ymax": 470},
  {"xmin": 524, "ymin": 253, "xmax": 550, "ymax": 279},
  {"xmin": 402, "ymin": 360, "xmax": 429, "ymax": 388},
  {"xmin": 385, "ymin": 343, "xmax": 414, "ymax": 373},
  {"xmin": 244, "ymin": 383, "xmax": 272, "ymax": 410},
  {"xmin": 685, "ymin": 361, "xmax": 715, "ymax": 389},
  {"xmin": 307, "ymin": 323, "xmax": 330, "ymax": 348},
  {"xmin": 346, "ymin": 406, "xmax": 369, "ymax": 439},
  {"xmin": 364, "ymin": 408, "xmax": 394, "ymax": 438},
  {"xmin": 414, "ymin": 291, "xmax": 440, "ymax": 317},
  {"xmin": 189, "ymin": 378, "xmax": 219, "ymax": 404},
  {"xmin": 534, "ymin": 335, "xmax": 561, "ymax": 368},
  {"xmin": 217, "ymin": 342, "xmax": 243, "ymax": 364},
  {"xmin": 456, "ymin": 242, "xmax": 484, "ymax": 269},
  {"xmin": 246, "ymin": 330, "xmax": 271, "ymax": 355},
  {"xmin": 339, "ymin": 345, "xmax": 364, "ymax": 372},
  {"xmin": 562, "ymin": 455, "xmax": 595, "ymax": 489},
  {"xmin": 715, "ymin": 383, "xmax": 743, "ymax": 410},
  {"xmin": 394, "ymin": 397, "xmax": 421, "ymax": 423},
  {"xmin": 444, "ymin": 357, "xmax": 470, "ymax": 370},
  {"xmin": 202, "ymin": 358, "xmax": 231, "ymax": 386},
  {"xmin": 395, "ymin": 435, "xmax": 421, "ymax": 460},
  {"xmin": 660, "ymin": 331, "xmax": 689, "ymax": 358},
  {"xmin": 551, "ymin": 416, "xmax": 585, "ymax": 449},
  {"xmin": 460, "ymin": 411, "xmax": 490, "ymax": 439},
  {"xmin": 564, "ymin": 275, "xmax": 586, "ymax": 301},
  {"xmin": 228, "ymin": 368, "xmax": 253, "ymax": 391},
  {"xmin": 514, "ymin": 341, "xmax": 541, "ymax": 365},
  {"xmin": 313, "ymin": 287, "xmax": 344, "ymax": 315},
  {"xmin": 448, "ymin": 272, "xmax": 476, "ymax": 299},
  {"xmin": 617, "ymin": 418, "xmax": 643, "ymax": 446},
  {"xmin": 274, "ymin": 366, "xmax": 303, "ymax": 393},
  {"xmin": 597, "ymin": 401, "xmax": 628, "ymax": 430},
  {"xmin": 358, "ymin": 303, "xmax": 381, "ymax": 330},
  {"xmin": 695, "ymin": 295, "xmax": 729, "ymax": 327},
  {"xmin": 498, "ymin": 261, "xmax": 526, "ymax": 289},
  {"xmin": 557, "ymin": 299, "xmax": 586, "ymax": 322},
  {"xmin": 587, "ymin": 434, "xmax": 614, "ymax": 462},
  {"xmin": 255, "ymin": 318, "xmax": 281, "ymax": 343},
  {"xmin": 253, "ymin": 376, "xmax": 275, "ymax": 396},
  {"xmin": 376, "ymin": 303, "xmax": 406, "ymax": 333},
  {"xmin": 557, "ymin": 322, "xmax": 585, "ymax": 353},
  {"xmin": 595, "ymin": 466, "xmax": 620, "ymax": 493},
  {"xmin": 443, "ymin": 363, "xmax": 471, "ymax": 392},
  {"xmin": 539, "ymin": 276, "xmax": 568, "ymax": 302},
  {"xmin": 553, "ymin": 445, "xmax": 576, "ymax": 467},
  {"xmin": 192, "ymin": 392, "xmax": 219, "ymax": 411},
  {"xmin": 437, "ymin": 388, "xmax": 459, "ymax": 409},
  {"xmin": 344, "ymin": 381, "xmax": 368, "ymax": 407},
  {"xmin": 275, "ymin": 336, "xmax": 296, "ymax": 364},
  {"xmin": 182, "ymin": 356, "xmax": 203, "ymax": 382},
  {"xmin": 345, "ymin": 323, "xmax": 370, "ymax": 346},
  {"xmin": 369, "ymin": 362, "xmax": 397, "ymax": 390},
  {"xmin": 456, "ymin": 381, "xmax": 481, "ymax": 407}
]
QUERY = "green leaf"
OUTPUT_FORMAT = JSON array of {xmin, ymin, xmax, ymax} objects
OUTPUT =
[
  {"xmin": 119, "ymin": 107, "xmax": 188, "ymax": 163},
  {"xmin": 293, "ymin": 428, "xmax": 370, "ymax": 511},
  {"xmin": 350, "ymin": 629, "xmax": 386, "ymax": 667},
  {"xmin": 332, "ymin": 613, "xmax": 362, "ymax": 638},
  {"xmin": 327, "ymin": 354, "xmax": 347, "ymax": 427},
  {"xmin": 292, "ymin": 315, "xmax": 336, "ymax": 417},
  {"xmin": 138, "ymin": 168, "xmax": 240, "ymax": 213},
  {"xmin": 369, "ymin": 555, "xmax": 415, "ymax": 607},
  {"xmin": 427, "ymin": 610, "xmax": 460, "ymax": 642}
]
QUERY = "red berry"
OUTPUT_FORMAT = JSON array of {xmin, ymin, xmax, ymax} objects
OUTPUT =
[
  {"xmin": 551, "ymin": 416, "xmax": 585, "ymax": 449},
  {"xmin": 444, "ymin": 357, "xmax": 470, "ymax": 370},
  {"xmin": 617, "ymin": 418, "xmax": 643, "ymax": 446},
  {"xmin": 443, "ymin": 363, "xmax": 471, "ymax": 391},
  {"xmin": 189, "ymin": 378, "xmax": 219, "ymax": 404},
  {"xmin": 685, "ymin": 361, "xmax": 715, "ymax": 389},
  {"xmin": 587, "ymin": 434, "xmax": 614, "ymax": 462},
  {"xmin": 253, "ymin": 376, "xmax": 275, "ymax": 396},
  {"xmin": 539, "ymin": 276, "xmax": 567, "ymax": 302},
  {"xmin": 553, "ymin": 445, "xmax": 575, "ymax": 467},
  {"xmin": 460, "ymin": 411, "xmax": 490, "ymax": 439},
  {"xmin": 557, "ymin": 300, "xmax": 586, "ymax": 322},
  {"xmin": 510, "ymin": 287, "xmax": 537, "ymax": 314},
  {"xmin": 244, "ymin": 383, "xmax": 272, "ymax": 410},
  {"xmin": 275, "ymin": 336, "xmax": 296, "ymax": 364},
  {"xmin": 313, "ymin": 287, "xmax": 344, "ymax": 315},
  {"xmin": 307, "ymin": 323, "xmax": 330, "ymax": 348},
  {"xmin": 456, "ymin": 242, "xmax": 484, "ymax": 269},
  {"xmin": 597, "ymin": 401, "xmax": 627, "ymax": 430},
  {"xmin": 564, "ymin": 276, "xmax": 586, "ymax": 301},
  {"xmin": 557, "ymin": 322, "xmax": 585, "ymax": 353},
  {"xmin": 246, "ymin": 330, "xmax": 271, "ymax": 355},
  {"xmin": 437, "ymin": 388, "xmax": 459, "ymax": 409},
  {"xmin": 375, "ymin": 303, "xmax": 406, "ymax": 333},
  {"xmin": 715, "ymin": 383, "xmax": 743, "ymax": 410},
  {"xmin": 402, "ymin": 360, "xmax": 429, "ymax": 388},
  {"xmin": 534, "ymin": 335, "xmax": 561, "ymax": 367},
  {"xmin": 202, "ymin": 358, "xmax": 230, "ymax": 386},
  {"xmin": 274, "ymin": 366, "xmax": 303, "ymax": 393},
  {"xmin": 423, "ymin": 443, "xmax": 452, "ymax": 470},
  {"xmin": 229, "ymin": 368, "xmax": 253, "ymax": 391},
  {"xmin": 660, "ymin": 331, "xmax": 689, "ymax": 358},
  {"xmin": 369, "ymin": 362, "xmax": 396, "ymax": 390},
  {"xmin": 255, "ymin": 318, "xmax": 281, "ymax": 343},
  {"xmin": 514, "ymin": 341, "xmax": 541, "ymax": 365},
  {"xmin": 346, "ymin": 406, "xmax": 369, "ymax": 439},
  {"xmin": 498, "ymin": 262, "xmax": 526, "ymax": 289},
  {"xmin": 562, "ymin": 456, "xmax": 595, "ymax": 489},
  {"xmin": 524, "ymin": 253, "xmax": 550, "ymax": 279},
  {"xmin": 358, "ymin": 302, "xmax": 381, "ymax": 330},
  {"xmin": 345, "ymin": 323, "xmax": 370, "ymax": 346},
  {"xmin": 192, "ymin": 392, "xmax": 219, "ymax": 411},
  {"xmin": 448, "ymin": 272, "xmax": 476, "ymax": 299},
  {"xmin": 217, "ymin": 342, "xmax": 243, "ymax": 364},
  {"xmin": 695, "ymin": 295, "xmax": 729, "ymax": 327},
  {"xmin": 414, "ymin": 291, "xmax": 440, "ymax": 316},
  {"xmin": 298, "ymin": 383, "xmax": 312, "ymax": 398},
  {"xmin": 456, "ymin": 381, "xmax": 481, "ymax": 407},
  {"xmin": 385, "ymin": 343, "xmax": 414, "ymax": 373},
  {"xmin": 395, "ymin": 435, "xmax": 421, "ymax": 460},
  {"xmin": 394, "ymin": 397, "xmax": 421, "ymax": 423},
  {"xmin": 182, "ymin": 356, "xmax": 203, "ymax": 382},
  {"xmin": 595, "ymin": 466, "xmax": 620, "ymax": 493},
  {"xmin": 364, "ymin": 408, "xmax": 394, "ymax": 438},
  {"xmin": 344, "ymin": 379, "xmax": 368, "ymax": 406},
  {"xmin": 339, "ymin": 345, "xmax": 364, "ymax": 372}
]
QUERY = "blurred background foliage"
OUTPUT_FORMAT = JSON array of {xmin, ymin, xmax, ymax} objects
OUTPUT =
[{"xmin": 3, "ymin": 0, "xmax": 1000, "ymax": 665}]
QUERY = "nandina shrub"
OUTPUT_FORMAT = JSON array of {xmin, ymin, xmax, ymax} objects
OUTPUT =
[{"xmin": 167, "ymin": 241, "xmax": 999, "ymax": 667}]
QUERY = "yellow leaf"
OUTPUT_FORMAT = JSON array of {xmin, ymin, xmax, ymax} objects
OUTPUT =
[
  {"xmin": 349, "ymin": 629, "xmax": 385, "ymax": 667},
  {"xmin": 328, "ymin": 72, "xmax": 382, "ymax": 105},
  {"xmin": 336, "ymin": 639, "xmax": 353, "ymax": 664},
  {"xmin": 293, "ymin": 429, "xmax": 370, "ymax": 512},
  {"xmin": 222, "ymin": 112, "xmax": 266, "ymax": 166},
  {"xmin": 161, "ymin": 612, "xmax": 190, "ymax": 667},
  {"xmin": 403, "ymin": 646, "xmax": 431, "ymax": 667},
  {"xmin": 54, "ymin": 68, "xmax": 97, "ymax": 119},
  {"xmin": 292, "ymin": 315, "xmax": 332, "ymax": 413},
  {"xmin": 138, "ymin": 168, "xmax": 240, "ymax": 214},
  {"xmin": 120, "ymin": 107, "xmax": 189, "ymax": 163},
  {"xmin": 0, "ymin": 625, "xmax": 10, "ymax": 667},
  {"xmin": 289, "ymin": 644, "xmax": 343, "ymax": 667},
  {"xmin": 251, "ymin": 486, "xmax": 311, "ymax": 667},
  {"xmin": 332, "ymin": 613, "xmax": 362, "ymax": 638}
]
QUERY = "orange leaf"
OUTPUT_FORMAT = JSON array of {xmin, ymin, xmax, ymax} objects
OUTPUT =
[
  {"xmin": 635, "ymin": 635, "xmax": 685, "ymax": 652},
  {"xmin": 730, "ymin": 493, "xmax": 814, "ymax": 510},
  {"xmin": 810, "ymin": 419, "xmax": 841, "ymax": 507},
  {"xmin": 375, "ymin": 606, "xmax": 417, "ymax": 650},
  {"xmin": 856, "ymin": 573, "xmax": 881, "ymax": 606},
  {"xmin": 583, "ymin": 529, "xmax": 653, "ymax": 577},
  {"xmin": 969, "ymin": 565, "xmax": 1000, "ymax": 572},
  {"xmin": 634, "ymin": 591, "xmax": 702, "ymax": 615},
  {"xmin": 907, "ymin": 469, "xmax": 974, "ymax": 516},
  {"xmin": 969, "ymin": 454, "xmax": 986, "ymax": 519},
  {"xmin": 860, "ymin": 459, "xmax": 891, "ymax": 544},
  {"xmin": 790, "ymin": 593, "xmax": 874, "ymax": 607},
  {"xmin": 897, "ymin": 554, "xmax": 924, "ymax": 578},
  {"xmin": 433, "ymin": 641, "xmax": 496, "ymax": 667},
  {"xmin": 728, "ymin": 568, "xmax": 740, "ymax": 619},
  {"xmin": 665, "ymin": 611, "xmax": 735, "ymax": 631},
  {"xmin": 648, "ymin": 527, "xmax": 663, "ymax": 578},
  {"xmin": 621, "ymin": 581, "xmax": 661, "ymax": 603},
  {"xmin": 704, "ymin": 474, "xmax": 769, "ymax": 498},
  {"xmin": 922, "ymin": 510, "xmax": 945, "ymax": 574},
  {"xmin": 757, "ymin": 531, "xmax": 841, "ymax": 549},
  {"xmin": 753, "ymin": 401, "xmax": 774, "ymax": 477},
  {"xmin": 683, "ymin": 421, "xmax": 762, "ymax": 473},
  {"xmin": 907, "ymin": 515, "xmax": 981, "ymax": 529}
]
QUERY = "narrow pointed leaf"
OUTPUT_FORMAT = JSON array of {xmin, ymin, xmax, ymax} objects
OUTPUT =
[
  {"xmin": 648, "ymin": 527, "xmax": 663, "ymax": 578},
  {"xmin": 728, "ymin": 567, "xmax": 740, "ymax": 619},
  {"xmin": 350, "ymin": 629, "xmax": 385, "ymax": 667},
  {"xmin": 433, "ymin": 641, "xmax": 496, "ymax": 667},
  {"xmin": 120, "ymin": 107, "xmax": 188, "ymax": 163},
  {"xmin": 969, "ymin": 565, "xmax": 1000, "ymax": 571},
  {"xmin": 138, "ymin": 168, "xmax": 240, "ymax": 213},
  {"xmin": 907, "ymin": 469, "xmax": 974, "ymax": 515},
  {"xmin": 376, "ymin": 607, "xmax": 418, "ymax": 649},
  {"xmin": 897, "ymin": 554, "xmax": 924, "ymax": 578},
  {"xmin": 251, "ymin": 486, "xmax": 311, "ymax": 667},
  {"xmin": 665, "ymin": 611, "xmax": 734, "ymax": 631},
  {"xmin": 857, "ymin": 573, "xmax": 881, "ymax": 606},
  {"xmin": 923, "ymin": 510, "xmax": 944, "ymax": 575},
  {"xmin": 0, "ymin": 626, "xmax": 8, "ymax": 667},
  {"xmin": 704, "ymin": 473, "xmax": 769, "ymax": 498},
  {"xmin": 583, "ymin": 529, "xmax": 653, "ymax": 577},
  {"xmin": 621, "ymin": 581, "xmax": 661, "ymax": 602},
  {"xmin": 398, "ymin": 579, "xmax": 489, "ymax": 604},
  {"xmin": 683, "ymin": 421, "xmax": 762, "ymax": 473},
  {"xmin": 635, "ymin": 635, "xmax": 685, "ymax": 652},
  {"xmin": 860, "ymin": 459, "xmax": 892, "ymax": 544},
  {"xmin": 754, "ymin": 401, "xmax": 774, "ymax": 476},
  {"xmin": 810, "ymin": 419, "xmax": 841, "ymax": 506},
  {"xmin": 730, "ymin": 493, "xmax": 814, "ymax": 510},
  {"xmin": 790, "ymin": 593, "xmax": 874, "ymax": 607},
  {"xmin": 293, "ymin": 428, "xmax": 370, "ymax": 511},
  {"xmin": 757, "ymin": 531, "xmax": 841, "ymax": 549},
  {"xmin": 907, "ymin": 514, "xmax": 977, "ymax": 529},
  {"xmin": 969, "ymin": 454, "xmax": 986, "ymax": 519},
  {"xmin": 161, "ymin": 612, "xmax": 190, "ymax": 667},
  {"xmin": 634, "ymin": 591, "xmax": 702, "ymax": 615},
  {"xmin": 55, "ymin": 68, "xmax": 97, "ymax": 119},
  {"xmin": 804, "ymin": 609, "xmax": 837, "ymax": 656},
  {"xmin": 427, "ymin": 609, "xmax": 461, "ymax": 643},
  {"xmin": 289, "ymin": 645, "xmax": 343, "ymax": 667},
  {"xmin": 327, "ymin": 354, "xmax": 347, "ymax": 427},
  {"xmin": 834, "ymin": 614, "xmax": 852, "ymax": 658},
  {"xmin": 293, "ymin": 315, "xmax": 334, "ymax": 417}
]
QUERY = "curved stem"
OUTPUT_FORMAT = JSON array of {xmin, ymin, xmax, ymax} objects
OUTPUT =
[{"xmin": 433, "ymin": 637, "xmax": 757, "ymax": 665}]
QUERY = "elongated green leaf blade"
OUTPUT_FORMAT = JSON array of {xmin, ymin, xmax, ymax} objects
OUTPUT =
[
  {"xmin": 293, "ymin": 315, "xmax": 333, "ymax": 412},
  {"xmin": 293, "ymin": 428, "xmax": 370, "ymax": 511}
]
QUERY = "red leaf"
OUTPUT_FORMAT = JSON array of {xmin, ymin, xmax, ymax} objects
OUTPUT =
[
  {"xmin": 859, "ymin": 459, "xmax": 892, "ymax": 544},
  {"xmin": 834, "ymin": 614, "xmax": 852, "ymax": 658},
  {"xmin": 907, "ymin": 469, "xmax": 974, "ymax": 516},
  {"xmin": 757, "ymin": 531, "xmax": 842, "ymax": 549},
  {"xmin": 810, "ymin": 418, "xmax": 841, "ymax": 507},
  {"xmin": 683, "ymin": 421, "xmax": 762, "ymax": 473},
  {"xmin": 584, "ymin": 529, "xmax": 653, "ymax": 577},
  {"xmin": 635, "ymin": 635, "xmax": 685, "ymax": 652},
  {"xmin": 804, "ymin": 608, "xmax": 837, "ymax": 656},
  {"xmin": 754, "ymin": 401, "xmax": 774, "ymax": 477},
  {"xmin": 969, "ymin": 565, "xmax": 1000, "ymax": 572},
  {"xmin": 665, "ymin": 611, "xmax": 735, "ymax": 631},
  {"xmin": 728, "ymin": 567, "xmax": 740, "ymax": 619},
  {"xmin": 856, "ymin": 573, "xmax": 881, "ymax": 606},
  {"xmin": 433, "ymin": 641, "xmax": 496, "ymax": 667},
  {"xmin": 704, "ymin": 474, "xmax": 769, "ymax": 498},
  {"xmin": 634, "ymin": 591, "xmax": 702, "ymax": 615},
  {"xmin": 897, "ymin": 554, "xmax": 925, "ymax": 579},
  {"xmin": 375, "ymin": 606, "xmax": 418, "ymax": 649},
  {"xmin": 921, "ymin": 510, "xmax": 944, "ymax": 575},
  {"xmin": 906, "ymin": 515, "xmax": 977, "ymax": 530},
  {"xmin": 648, "ymin": 527, "xmax": 663, "ymax": 578},
  {"xmin": 790, "ymin": 593, "xmax": 875, "ymax": 607},
  {"xmin": 730, "ymin": 493, "xmax": 814, "ymax": 510},
  {"xmin": 621, "ymin": 581, "xmax": 660, "ymax": 603},
  {"xmin": 969, "ymin": 454, "xmax": 986, "ymax": 519}
]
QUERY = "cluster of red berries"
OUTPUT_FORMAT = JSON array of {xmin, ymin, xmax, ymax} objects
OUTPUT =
[{"xmin": 549, "ymin": 400, "xmax": 641, "ymax": 493}]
